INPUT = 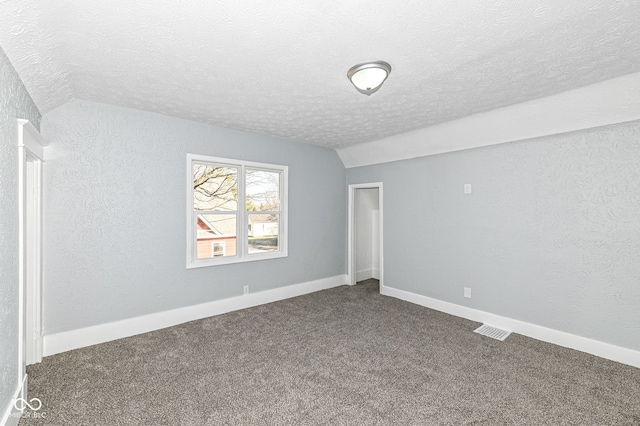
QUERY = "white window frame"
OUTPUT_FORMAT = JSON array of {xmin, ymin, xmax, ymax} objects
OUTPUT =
[{"xmin": 187, "ymin": 153, "xmax": 288, "ymax": 268}]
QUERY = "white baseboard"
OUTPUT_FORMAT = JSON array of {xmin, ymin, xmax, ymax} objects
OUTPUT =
[
  {"xmin": 1, "ymin": 375, "xmax": 27, "ymax": 426},
  {"xmin": 356, "ymin": 269, "xmax": 374, "ymax": 282},
  {"xmin": 26, "ymin": 333, "xmax": 43, "ymax": 365},
  {"xmin": 372, "ymin": 268, "xmax": 380, "ymax": 280},
  {"xmin": 44, "ymin": 274, "xmax": 348, "ymax": 356},
  {"xmin": 34, "ymin": 333, "xmax": 43, "ymax": 364},
  {"xmin": 356, "ymin": 268, "xmax": 381, "ymax": 281},
  {"xmin": 381, "ymin": 286, "xmax": 640, "ymax": 369}
]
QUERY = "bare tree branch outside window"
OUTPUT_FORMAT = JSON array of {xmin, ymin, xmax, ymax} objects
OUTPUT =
[
  {"xmin": 246, "ymin": 169, "xmax": 280, "ymax": 211},
  {"xmin": 193, "ymin": 165, "xmax": 238, "ymax": 211}
]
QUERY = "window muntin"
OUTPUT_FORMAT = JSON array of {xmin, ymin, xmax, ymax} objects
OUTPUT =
[{"xmin": 187, "ymin": 154, "xmax": 287, "ymax": 268}]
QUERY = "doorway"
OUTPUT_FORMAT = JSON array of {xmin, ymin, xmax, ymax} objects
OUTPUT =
[
  {"xmin": 18, "ymin": 119, "xmax": 45, "ymax": 388},
  {"xmin": 348, "ymin": 183, "xmax": 383, "ymax": 288},
  {"xmin": 23, "ymin": 152, "xmax": 43, "ymax": 364}
]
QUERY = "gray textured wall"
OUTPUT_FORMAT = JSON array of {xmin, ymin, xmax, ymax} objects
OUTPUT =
[
  {"xmin": 41, "ymin": 101, "xmax": 346, "ymax": 334},
  {"xmin": 0, "ymin": 47, "xmax": 41, "ymax": 419},
  {"xmin": 347, "ymin": 120, "xmax": 640, "ymax": 351}
]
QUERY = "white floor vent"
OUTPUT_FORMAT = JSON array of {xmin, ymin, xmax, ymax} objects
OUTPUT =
[{"xmin": 474, "ymin": 324, "xmax": 511, "ymax": 341}]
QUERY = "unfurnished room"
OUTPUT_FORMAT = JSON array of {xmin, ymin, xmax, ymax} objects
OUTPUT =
[{"xmin": 1, "ymin": 1, "xmax": 640, "ymax": 425}]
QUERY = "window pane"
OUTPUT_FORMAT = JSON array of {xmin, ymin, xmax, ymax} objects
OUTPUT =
[
  {"xmin": 248, "ymin": 214, "xmax": 279, "ymax": 254},
  {"xmin": 196, "ymin": 214, "xmax": 237, "ymax": 259},
  {"xmin": 246, "ymin": 169, "xmax": 280, "ymax": 211},
  {"xmin": 193, "ymin": 164, "xmax": 238, "ymax": 211}
]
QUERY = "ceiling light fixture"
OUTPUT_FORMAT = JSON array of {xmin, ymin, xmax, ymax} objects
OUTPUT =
[{"xmin": 347, "ymin": 61, "xmax": 392, "ymax": 96}]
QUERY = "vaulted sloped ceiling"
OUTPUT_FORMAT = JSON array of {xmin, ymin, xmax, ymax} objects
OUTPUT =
[{"xmin": 1, "ymin": 1, "xmax": 640, "ymax": 149}]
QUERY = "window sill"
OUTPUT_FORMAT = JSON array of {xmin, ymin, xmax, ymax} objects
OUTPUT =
[{"xmin": 186, "ymin": 251, "xmax": 288, "ymax": 269}]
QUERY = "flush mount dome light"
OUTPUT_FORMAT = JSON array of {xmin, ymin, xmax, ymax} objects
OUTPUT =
[{"xmin": 347, "ymin": 61, "xmax": 392, "ymax": 95}]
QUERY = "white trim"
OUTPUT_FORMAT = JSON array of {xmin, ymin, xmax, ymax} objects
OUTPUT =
[
  {"xmin": 16, "ymin": 119, "xmax": 45, "ymax": 423},
  {"xmin": 381, "ymin": 286, "xmax": 640, "ymax": 369},
  {"xmin": 355, "ymin": 268, "xmax": 380, "ymax": 281},
  {"xmin": 23, "ymin": 156, "xmax": 44, "ymax": 366},
  {"xmin": 372, "ymin": 268, "xmax": 380, "ymax": 280},
  {"xmin": 356, "ymin": 269, "xmax": 375, "ymax": 282},
  {"xmin": 348, "ymin": 183, "xmax": 384, "ymax": 287},
  {"xmin": 17, "ymin": 119, "xmax": 46, "ymax": 159},
  {"xmin": 338, "ymin": 72, "xmax": 640, "ymax": 168},
  {"xmin": 0, "ymin": 375, "xmax": 27, "ymax": 426},
  {"xmin": 43, "ymin": 274, "xmax": 348, "ymax": 356}
]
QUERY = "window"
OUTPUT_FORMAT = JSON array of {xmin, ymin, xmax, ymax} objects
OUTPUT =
[{"xmin": 187, "ymin": 154, "xmax": 288, "ymax": 268}]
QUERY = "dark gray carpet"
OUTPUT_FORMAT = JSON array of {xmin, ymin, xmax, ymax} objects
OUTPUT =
[{"xmin": 20, "ymin": 280, "xmax": 640, "ymax": 425}]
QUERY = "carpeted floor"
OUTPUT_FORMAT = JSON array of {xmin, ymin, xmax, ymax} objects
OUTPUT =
[{"xmin": 20, "ymin": 280, "xmax": 640, "ymax": 425}]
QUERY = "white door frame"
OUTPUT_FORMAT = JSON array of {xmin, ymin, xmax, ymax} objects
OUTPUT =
[
  {"xmin": 347, "ymin": 182, "xmax": 383, "ymax": 287},
  {"xmin": 18, "ymin": 119, "xmax": 46, "ymax": 387}
]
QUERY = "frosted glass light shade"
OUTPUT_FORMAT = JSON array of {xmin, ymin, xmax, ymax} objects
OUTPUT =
[{"xmin": 347, "ymin": 61, "xmax": 391, "ymax": 96}]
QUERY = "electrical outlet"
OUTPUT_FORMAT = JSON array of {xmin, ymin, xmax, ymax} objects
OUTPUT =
[
  {"xmin": 464, "ymin": 184, "xmax": 472, "ymax": 194},
  {"xmin": 243, "ymin": 285, "xmax": 249, "ymax": 295},
  {"xmin": 464, "ymin": 287, "xmax": 471, "ymax": 298}
]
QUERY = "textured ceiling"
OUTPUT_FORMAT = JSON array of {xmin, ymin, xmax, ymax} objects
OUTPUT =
[{"xmin": 1, "ymin": 1, "xmax": 640, "ymax": 149}]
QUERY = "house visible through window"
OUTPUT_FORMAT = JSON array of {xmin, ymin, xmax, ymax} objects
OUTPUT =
[{"xmin": 187, "ymin": 154, "xmax": 288, "ymax": 268}]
